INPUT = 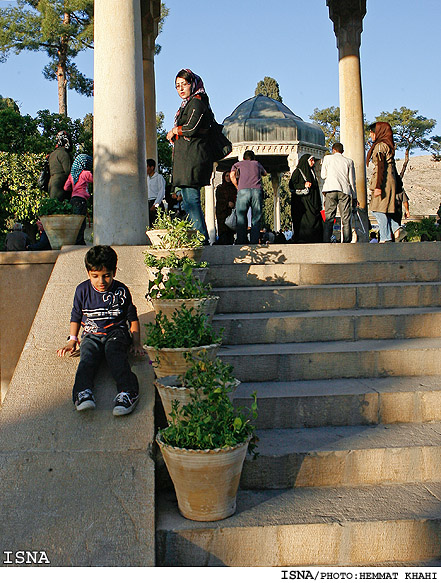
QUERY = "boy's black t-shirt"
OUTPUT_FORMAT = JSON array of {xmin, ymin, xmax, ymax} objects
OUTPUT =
[{"xmin": 71, "ymin": 279, "xmax": 138, "ymax": 337}]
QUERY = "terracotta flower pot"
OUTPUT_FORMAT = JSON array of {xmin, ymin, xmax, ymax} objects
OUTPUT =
[
  {"xmin": 150, "ymin": 296, "xmax": 219, "ymax": 323},
  {"xmin": 145, "ymin": 247, "xmax": 204, "ymax": 262},
  {"xmin": 143, "ymin": 343, "xmax": 220, "ymax": 378},
  {"xmin": 157, "ymin": 434, "xmax": 250, "ymax": 521},
  {"xmin": 146, "ymin": 267, "xmax": 208, "ymax": 283},
  {"xmin": 40, "ymin": 214, "xmax": 84, "ymax": 249},
  {"xmin": 154, "ymin": 375, "xmax": 239, "ymax": 419},
  {"xmin": 146, "ymin": 228, "xmax": 199, "ymax": 247}
]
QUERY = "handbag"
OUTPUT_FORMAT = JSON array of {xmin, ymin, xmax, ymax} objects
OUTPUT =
[
  {"xmin": 37, "ymin": 157, "xmax": 50, "ymax": 192},
  {"xmin": 224, "ymin": 208, "xmax": 237, "ymax": 231},
  {"xmin": 296, "ymin": 168, "xmax": 310, "ymax": 195},
  {"xmin": 209, "ymin": 120, "xmax": 233, "ymax": 162}
]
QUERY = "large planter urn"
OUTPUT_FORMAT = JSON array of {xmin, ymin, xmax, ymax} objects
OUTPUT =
[
  {"xmin": 40, "ymin": 214, "xmax": 84, "ymax": 249},
  {"xmin": 157, "ymin": 434, "xmax": 250, "ymax": 521},
  {"xmin": 146, "ymin": 228, "xmax": 198, "ymax": 247},
  {"xmin": 150, "ymin": 296, "xmax": 219, "ymax": 323},
  {"xmin": 145, "ymin": 247, "xmax": 204, "ymax": 261},
  {"xmin": 143, "ymin": 343, "xmax": 220, "ymax": 378},
  {"xmin": 155, "ymin": 375, "xmax": 239, "ymax": 419},
  {"xmin": 146, "ymin": 267, "xmax": 208, "ymax": 283}
]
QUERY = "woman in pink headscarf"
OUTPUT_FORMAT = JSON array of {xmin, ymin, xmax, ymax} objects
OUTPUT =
[{"xmin": 166, "ymin": 69, "xmax": 215, "ymax": 243}]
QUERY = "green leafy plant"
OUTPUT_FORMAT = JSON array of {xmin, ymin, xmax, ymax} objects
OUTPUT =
[
  {"xmin": 38, "ymin": 197, "xmax": 74, "ymax": 216},
  {"xmin": 148, "ymin": 208, "xmax": 205, "ymax": 249},
  {"xmin": 404, "ymin": 218, "xmax": 441, "ymax": 242},
  {"xmin": 159, "ymin": 352, "xmax": 258, "ymax": 454},
  {"xmin": 144, "ymin": 250, "xmax": 208, "ymax": 270},
  {"xmin": 144, "ymin": 306, "xmax": 222, "ymax": 349},
  {"xmin": 178, "ymin": 351, "xmax": 236, "ymax": 391},
  {"xmin": 147, "ymin": 263, "xmax": 212, "ymax": 300}
]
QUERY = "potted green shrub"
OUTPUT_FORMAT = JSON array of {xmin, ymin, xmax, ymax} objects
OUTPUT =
[
  {"xmin": 143, "ymin": 306, "xmax": 223, "ymax": 377},
  {"xmin": 146, "ymin": 263, "xmax": 219, "ymax": 323},
  {"xmin": 144, "ymin": 250, "xmax": 209, "ymax": 282},
  {"xmin": 38, "ymin": 198, "xmax": 84, "ymax": 249},
  {"xmin": 403, "ymin": 218, "xmax": 441, "ymax": 242},
  {"xmin": 146, "ymin": 208, "xmax": 205, "ymax": 260},
  {"xmin": 156, "ymin": 360, "xmax": 257, "ymax": 522},
  {"xmin": 154, "ymin": 351, "xmax": 239, "ymax": 419}
]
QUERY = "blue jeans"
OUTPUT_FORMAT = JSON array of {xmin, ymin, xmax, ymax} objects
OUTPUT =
[
  {"xmin": 235, "ymin": 188, "xmax": 263, "ymax": 244},
  {"xmin": 180, "ymin": 187, "xmax": 209, "ymax": 243},
  {"xmin": 72, "ymin": 328, "xmax": 139, "ymax": 401},
  {"xmin": 372, "ymin": 212, "xmax": 400, "ymax": 242}
]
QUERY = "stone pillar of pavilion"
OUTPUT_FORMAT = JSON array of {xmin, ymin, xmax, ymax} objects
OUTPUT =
[
  {"xmin": 94, "ymin": 0, "xmax": 148, "ymax": 244},
  {"xmin": 205, "ymin": 163, "xmax": 218, "ymax": 244},
  {"xmin": 141, "ymin": 0, "xmax": 161, "ymax": 163},
  {"xmin": 327, "ymin": 0, "xmax": 367, "ymax": 217},
  {"xmin": 271, "ymin": 172, "xmax": 282, "ymax": 233}
]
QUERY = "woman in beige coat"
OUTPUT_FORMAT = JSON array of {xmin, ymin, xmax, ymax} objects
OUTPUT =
[{"xmin": 367, "ymin": 121, "xmax": 401, "ymax": 242}]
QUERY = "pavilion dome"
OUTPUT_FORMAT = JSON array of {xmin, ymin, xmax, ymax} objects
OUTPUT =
[{"xmin": 222, "ymin": 95, "xmax": 325, "ymax": 146}]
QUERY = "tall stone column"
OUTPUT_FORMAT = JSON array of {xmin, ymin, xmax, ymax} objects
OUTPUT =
[
  {"xmin": 94, "ymin": 0, "xmax": 148, "ymax": 245},
  {"xmin": 205, "ymin": 163, "xmax": 218, "ymax": 244},
  {"xmin": 327, "ymin": 0, "xmax": 367, "ymax": 212},
  {"xmin": 271, "ymin": 172, "xmax": 282, "ymax": 232},
  {"xmin": 141, "ymin": 1, "xmax": 161, "ymax": 164}
]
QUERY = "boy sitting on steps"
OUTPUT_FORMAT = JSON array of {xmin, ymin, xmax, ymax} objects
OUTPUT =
[{"xmin": 57, "ymin": 245, "xmax": 144, "ymax": 416}]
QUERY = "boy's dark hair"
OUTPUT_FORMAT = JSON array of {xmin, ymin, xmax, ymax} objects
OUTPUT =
[
  {"xmin": 146, "ymin": 158, "xmax": 156, "ymax": 169},
  {"xmin": 332, "ymin": 142, "xmax": 344, "ymax": 154},
  {"xmin": 243, "ymin": 150, "xmax": 255, "ymax": 161},
  {"xmin": 85, "ymin": 245, "xmax": 118, "ymax": 273}
]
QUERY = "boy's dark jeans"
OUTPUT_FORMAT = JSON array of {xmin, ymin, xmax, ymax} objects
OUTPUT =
[{"xmin": 72, "ymin": 328, "xmax": 139, "ymax": 402}]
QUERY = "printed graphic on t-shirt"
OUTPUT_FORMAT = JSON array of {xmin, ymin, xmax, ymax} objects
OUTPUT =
[{"xmin": 82, "ymin": 287, "xmax": 127, "ymax": 334}]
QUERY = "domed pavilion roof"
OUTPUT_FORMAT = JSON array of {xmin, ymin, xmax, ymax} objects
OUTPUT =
[{"xmin": 222, "ymin": 95, "xmax": 325, "ymax": 146}]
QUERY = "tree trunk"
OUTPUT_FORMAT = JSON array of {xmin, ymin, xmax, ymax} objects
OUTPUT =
[
  {"xmin": 400, "ymin": 148, "xmax": 410, "ymax": 178},
  {"xmin": 57, "ymin": 12, "xmax": 70, "ymax": 116}
]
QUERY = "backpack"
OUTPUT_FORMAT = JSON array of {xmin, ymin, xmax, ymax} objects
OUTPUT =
[{"xmin": 37, "ymin": 157, "xmax": 50, "ymax": 192}]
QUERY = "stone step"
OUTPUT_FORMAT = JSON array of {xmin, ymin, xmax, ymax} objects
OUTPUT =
[
  {"xmin": 218, "ymin": 337, "xmax": 441, "ymax": 382},
  {"xmin": 202, "ymin": 241, "xmax": 441, "ymax": 265},
  {"xmin": 234, "ymin": 376, "xmax": 441, "ymax": 429},
  {"xmin": 156, "ymin": 482, "xmax": 441, "ymax": 566},
  {"xmin": 241, "ymin": 421, "xmax": 441, "ymax": 489},
  {"xmin": 206, "ymin": 259, "xmax": 441, "ymax": 287},
  {"xmin": 214, "ymin": 281, "xmax": 441, "ymax": 314},
  {"xmin": 214, "ymin": 306, "xmax": 441, "ymax": 345}
]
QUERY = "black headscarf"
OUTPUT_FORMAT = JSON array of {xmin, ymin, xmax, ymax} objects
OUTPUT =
[{"xmin": 296, "ymin": 154, "xmax": 316, "ymax": 183}]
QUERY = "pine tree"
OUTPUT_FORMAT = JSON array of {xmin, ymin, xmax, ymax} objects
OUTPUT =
[{"xmin": 0, "ymin": 0, "xmax": 94, "ymax": 116}]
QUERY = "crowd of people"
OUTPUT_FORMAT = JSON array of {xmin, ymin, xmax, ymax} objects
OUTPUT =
[{"xmin": 1, "ymin": 68, "xmax": 428, "ymax": 251}]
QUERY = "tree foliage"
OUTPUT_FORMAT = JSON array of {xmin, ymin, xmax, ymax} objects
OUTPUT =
[
  {"xmin": 255, "ymin": 77, "xmax": 283, "ymax": 103},
  {"xmin": 374, "ymin": 107, "xmax": 437, "ymax": 177},
  {"xmin": 156, "ymin": 111, "xmax": 172, "ymax": 179},
  {"xmin": 155, "ymin": 2, "xmax": 169, "ymax": 56},
  {"xmin": 310, "ymin": 106, "xmax": 340, "ymax": 151},
  {"xmin": 0, "ymin": 0, "xmax": 94, "ymax": 116}
]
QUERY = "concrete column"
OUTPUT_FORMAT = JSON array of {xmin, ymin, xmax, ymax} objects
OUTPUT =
[
  {"xmin": 271, "ymin": 172, "xmax": 282, "ymax": 232},
  {"xmin": 205, "ymin": 163, "xmax": 218, "ymax": 244},
  {"xmin": 327, "ymin": 0, "xmax": 367, "ymax": 212},
  {"xmin": 94, "ymin": 0, "xmax": 148, "ymax": 245},
  {"xmin": 141, "ymin": 1, "xmax": 161, "ymax": 163}
]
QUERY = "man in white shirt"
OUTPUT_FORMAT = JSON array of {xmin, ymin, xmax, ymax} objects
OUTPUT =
[
  {"xmin": 147, "ymin": 158, "xmax": 166, "ymax": 225},
  {"xmin": 321, "ymin": 143, "xmax": 357, "ymax": 243}
]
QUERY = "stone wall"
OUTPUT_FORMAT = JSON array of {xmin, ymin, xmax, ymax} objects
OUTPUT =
[{"xmin": 0, "ymin": 251, "xmax": 59, "ymax": 402}]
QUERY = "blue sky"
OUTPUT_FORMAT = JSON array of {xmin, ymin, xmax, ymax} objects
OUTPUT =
[{"xmin": 0, "ymin": 0, "xmax": 440, "ymax": 156}]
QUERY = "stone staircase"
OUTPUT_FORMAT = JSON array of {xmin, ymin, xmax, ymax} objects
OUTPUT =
[{"xmin": 156, "ymin": 242, "xmax": 441, "ymax": 566}]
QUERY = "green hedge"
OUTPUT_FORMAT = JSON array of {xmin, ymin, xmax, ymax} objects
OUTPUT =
[{"xmin": 0, "ymin": 152, "xmax": 46, "ymax": 234}]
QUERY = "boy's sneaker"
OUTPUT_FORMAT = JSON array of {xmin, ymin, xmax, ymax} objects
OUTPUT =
[
  {"xmin": 75, "ymin": 389, "xmax": 96, "ymax": 411},
  {"xmin": 113, "ymin": 392, "xmax": 139, "ymax": 416}
]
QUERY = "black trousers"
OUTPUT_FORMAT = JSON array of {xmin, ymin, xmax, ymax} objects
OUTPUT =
[
  {"xmin": 71, "ymin": 196, "xmax": 87, "ymax": 245},
  {"xmin": 72, "ymin": 328, "xmax": 139, "ymax": 401}
]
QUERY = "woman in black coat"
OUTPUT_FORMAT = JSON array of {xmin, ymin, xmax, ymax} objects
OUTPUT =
[
  {"xmin": 289, "ymin": 154, "xmax": 323, "ymax": 243},
  {"xmin": 166, "ymin": 69, "xmax": 214, "ymax": 243}
]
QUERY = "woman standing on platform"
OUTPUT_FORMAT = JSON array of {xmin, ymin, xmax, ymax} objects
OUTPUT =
[
  {"xmin": 289, "ymin": 154, "xmax": 323, "ymax": 243},
  {"xmin": 167, "ymin": 69, "xmax": 214, "ymax": 244},
  {"xmin": 366, "ymin": 121, "xmax": 400, "ymax": 242}
]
